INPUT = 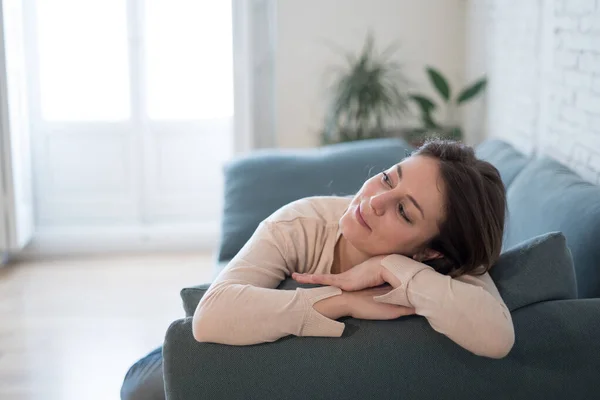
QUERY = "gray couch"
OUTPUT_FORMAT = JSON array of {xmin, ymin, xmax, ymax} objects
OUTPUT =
[{"xmin": 163, "ymin": 138, "xmax": 600, "ymax": 400}]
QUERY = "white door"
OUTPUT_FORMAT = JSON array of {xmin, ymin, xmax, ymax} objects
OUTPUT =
[
  {"xmin": 21, "ymin": 0, "xmax": 233, "ymax": 245},
  {"xmin": 0, "ymin": 0, "xmax": 35, "ymax": 251}
]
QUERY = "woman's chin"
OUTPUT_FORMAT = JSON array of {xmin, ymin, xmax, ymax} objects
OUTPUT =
[{"xmin": 341, "ymin": 221, "xmax": 368, "ymax": 246}]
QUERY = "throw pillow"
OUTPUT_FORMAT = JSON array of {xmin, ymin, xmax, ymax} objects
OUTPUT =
[{"xmin": 489, "ymin": 231, "xmax": 577, "ymax": 311}]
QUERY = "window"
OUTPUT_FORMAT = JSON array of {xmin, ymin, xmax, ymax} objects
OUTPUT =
[
  {"xmin": 145, "ymin": 0, "xmax": 233, "ymax": 120},
  {"xmin": 33, "ymin": 0, "xmax": 233, "ymax": 122},
  {"xmin": 23, "ymin": 0, "xmax": 234, "ymax": 229},
  {"xmin": 36, "ymin": 0, "xmax": 130, "ymax": 121}
]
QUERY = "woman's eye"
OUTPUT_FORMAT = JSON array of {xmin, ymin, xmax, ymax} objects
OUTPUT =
[
  {"xmin": 382, "ymin": 172, "xmax": 392, "ymax": 187},
  {"xmin": 399, "ymin": 204, "xmax": 411, "ymax": 223},
  {"xmin": 382, "ymin": 172, "xmax": 411, "ymax": 223}
]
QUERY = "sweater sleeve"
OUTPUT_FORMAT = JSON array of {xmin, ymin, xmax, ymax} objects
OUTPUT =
[
  {"xmin": 372, "ymin": 254, "xmax": 515, "ymax": 359},
  {"xmin": 192, "ymin": 221, "xmax": 345, "ymax": 345}
]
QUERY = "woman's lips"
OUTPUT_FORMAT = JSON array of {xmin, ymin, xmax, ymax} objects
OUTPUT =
[{"xmin": 355, "ymin": 204, "xmax": 371, "ymax": 230}]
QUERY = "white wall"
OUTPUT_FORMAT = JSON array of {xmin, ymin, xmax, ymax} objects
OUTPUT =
[
  {"xmin": 275, "ymin": 0, "xmax": 468, "ymax": 148},
  {"xmin": 467, "ymin": 0, "xmax": 600, "ymax": 184}
]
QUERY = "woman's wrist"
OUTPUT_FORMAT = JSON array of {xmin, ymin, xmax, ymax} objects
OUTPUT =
[
  {"xmin": 312, "ymin": 291, "xmax": 351, "ymax": 320},
  {"xmin": 379, "ymin": 263, "xmax": 403, "ymax": 288}
]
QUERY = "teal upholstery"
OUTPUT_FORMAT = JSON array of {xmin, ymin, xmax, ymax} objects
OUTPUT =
[
  {"xmin": 161, "ymin": 138, "xmax": 600, "ymax": 400},
  {"xmin": 475, "ymin": 139, "xmax": 530, "ymax": 188},
  {"xmin": 180, "ymin": 284, "xmax": 211, "ymax": 318},
  {"xmin": 488, "ymin": 232, "xmax": 577, "ymax": 311},
  {"xmin": 165, "ymin": 300, "xmax": 600, "ymax": 400},
  {"xmin": 503, "ymin": 157, "xmax": 600, "ymax": 298}
]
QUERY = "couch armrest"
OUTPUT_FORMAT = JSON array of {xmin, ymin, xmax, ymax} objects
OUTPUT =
[{"xmin": 163, "ymin": 298, "xmax": 600, "ymax": 400}]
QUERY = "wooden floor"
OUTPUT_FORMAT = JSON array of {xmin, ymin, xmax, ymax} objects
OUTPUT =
[{"xmin": 0, "ymin": 252, "xmax": 215, "ymax": 400}]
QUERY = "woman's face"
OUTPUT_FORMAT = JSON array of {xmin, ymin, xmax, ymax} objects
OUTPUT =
[{"xmin": 339, "ymin": 155, "xmax": 446, "ymax": 258}]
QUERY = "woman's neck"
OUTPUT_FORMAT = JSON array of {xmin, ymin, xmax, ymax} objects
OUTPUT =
[{"xmin": 332, "ymin": 234, "xmax": 369, "ymax": 274}]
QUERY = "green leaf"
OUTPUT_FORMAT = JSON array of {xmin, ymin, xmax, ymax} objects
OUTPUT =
[
  {"xmin": 456, "ymin": 78, "xmax": 487, "ymax": 104},
  {"xmin": 409, "ymin": 95, "xmax": 438, "ymax": 129},
  {"xmin": 387, "ymin": 86, "xmax": 410, "ymax": 115},
  {"xmin": 422, "ymin": 113, "xmax": 438, "ymax": 129},
  {"xmin": 409, "ymin": 94, "xmax": 436, "ymax": 112},
  {"xmin": 426, "ymin": 67, "xmax": 451, "ymax": 102}
]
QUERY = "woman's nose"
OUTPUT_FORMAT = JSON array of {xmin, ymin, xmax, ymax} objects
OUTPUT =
[{"xmin": 369, "ymin": 192, "xmax": 390, "ymax": 217}]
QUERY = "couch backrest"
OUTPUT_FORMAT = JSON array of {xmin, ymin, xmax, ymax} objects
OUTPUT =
[
  {"xmin": 475, "ymin": 139, "xmax": 530, "ymax": 188},
  {"xmin": 476, "ymin": 139, "xmax": 600, "ymax": 298},
  {"xmin": 502, "ymin": 156, "xmax": 600, "ymax": 299}
]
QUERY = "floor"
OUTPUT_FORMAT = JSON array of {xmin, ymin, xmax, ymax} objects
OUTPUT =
[{"xmin": 0, "ymin": 252, "xmax": 214, "ymax": 400}]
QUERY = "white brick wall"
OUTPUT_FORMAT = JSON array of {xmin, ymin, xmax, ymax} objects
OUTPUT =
[
  {"xmin": 484, "ymin": 0, "xmax": 541, "ymax": 154},
  {"xmin": 579, "ymin": 52, "xmax": 600, "ymax": 72},
  {"xmin": 468, "ymin": 0, "xmax": 600, "ymax": 184},
  {"xmin": 592, "ymin": 76, "xmax": 600, "ymax": 92},
  {"xmin": 564, "ymin": 0, "xmax": 596, "ymax": 15}
]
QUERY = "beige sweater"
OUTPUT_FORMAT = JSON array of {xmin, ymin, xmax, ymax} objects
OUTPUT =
[{"xmin": 193, "ymin": 196, "xmax": 515, "ymax": 358}]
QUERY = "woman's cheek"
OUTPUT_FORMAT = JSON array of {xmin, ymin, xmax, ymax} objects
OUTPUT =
[
  {"xmin": 383, "ymin": 226, "xmax": 407, "ymax": 253},
  {"xmin": 361, "ymin": 179, "xmax": 378, "ymax": 195}
]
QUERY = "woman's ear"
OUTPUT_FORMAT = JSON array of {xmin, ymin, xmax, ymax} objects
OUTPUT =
[{"xmin": 412, "ymin": 248, "xmax": 443, "ymax": 262}]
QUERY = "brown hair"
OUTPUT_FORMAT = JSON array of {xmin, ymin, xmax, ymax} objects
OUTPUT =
[{"xmin": 413, "ymin": 140, "xmax": 506, "ymax": 278}]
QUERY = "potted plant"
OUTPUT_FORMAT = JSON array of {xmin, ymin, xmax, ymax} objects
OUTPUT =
[
  {"xmin": 320, "ymin": 33, "xmax": 412, "ymax": 145},
  {"xmin": 407, "ymin": 67, "xmax": 487, "ymax": 145}
]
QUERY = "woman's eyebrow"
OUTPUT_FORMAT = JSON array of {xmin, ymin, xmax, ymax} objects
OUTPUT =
[{"xmin": 395, "ymin": 164, "xmax": 425, "ymax": 218}]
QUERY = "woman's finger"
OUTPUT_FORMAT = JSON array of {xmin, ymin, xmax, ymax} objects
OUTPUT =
[{"xmin": 291, "ymin": 273, "xmax": 311, "ymax": 283}]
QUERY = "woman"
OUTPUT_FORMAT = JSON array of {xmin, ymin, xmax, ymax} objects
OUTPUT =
[{"xmin": 121, "ymin": 140, "xmax": 514, "ymax": 400}]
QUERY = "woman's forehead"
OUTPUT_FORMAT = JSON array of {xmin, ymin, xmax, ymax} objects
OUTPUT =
[
  {"xmin": 395, "ymin": 156, "xmax": 445, "ymax": 218},
  {"xmin": 396, "ymin": 156, "xmax": 440, "ymax": 180}
]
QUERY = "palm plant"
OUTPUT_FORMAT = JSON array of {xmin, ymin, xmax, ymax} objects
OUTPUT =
[{"xmin": 321, "ymin": 33, "xmax": 411, "ymax": 145}]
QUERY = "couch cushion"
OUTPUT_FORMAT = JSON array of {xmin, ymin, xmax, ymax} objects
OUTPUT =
[
  {"xmin": 217, "ymin": 138, "xmax": 414, "ymax": 262},
  {"xmin": 504, "ymin": 156, "xmax": 600, "ymax": 298},
  {"xmin": 183, "ymin": 232, "xmax": 576, "ymax": 316},
  {"xmin": 181, "ymin": 284, "xmax": 211, "ymax": 317},
  {"xmin": 489, "ymin": 232, "xmax": 577, "ymax": 311},
  {"xmin": 475, "ymin": 139, "xmax": 530, "ymax": 188}
]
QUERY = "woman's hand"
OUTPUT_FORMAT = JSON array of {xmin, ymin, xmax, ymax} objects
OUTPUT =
[
  {"xmin": 292, "ymin": 255, "xmax": 389, "ymax": 291},
  {"xmin": 345, "ymin": 285, "xmax": 415, "ymax": 320}
]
